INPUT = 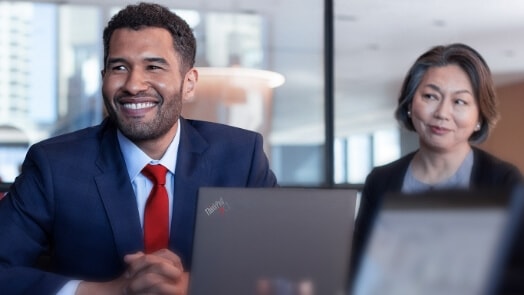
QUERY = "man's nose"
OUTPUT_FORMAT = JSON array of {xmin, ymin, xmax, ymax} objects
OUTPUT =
[{"xmin": 123, "ymin": 69, "xmax": 149, "ymax": 94}]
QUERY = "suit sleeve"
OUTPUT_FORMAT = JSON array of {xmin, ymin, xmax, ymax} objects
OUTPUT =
[
  {"xmin": 246, "ymin": 133, "xmax": 278, "ymax": 187},
  {"xmin": 0, "ymin": 145, "xmax": 70, "ymax": 294}
]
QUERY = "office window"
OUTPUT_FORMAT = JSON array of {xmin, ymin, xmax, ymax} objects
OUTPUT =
[
  {"xmin": 334, "ymin": 129, "xmax": 399, "ymax": 185},
  {"xmin": 373, "ymin": 129, "xmax": 400, "ymax": 167},
  {"xmin": 346, "ymin": 134, "xmax": 372, "ymax": 184},
  {"xmin": 0, "ymin": 2, "xmax": 59, "ymax": 181}
]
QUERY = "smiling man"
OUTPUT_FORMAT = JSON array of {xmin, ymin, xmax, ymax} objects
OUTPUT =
[{"xmin": 0, "ymin": 3, "xmax": 277, "ymax": 295}]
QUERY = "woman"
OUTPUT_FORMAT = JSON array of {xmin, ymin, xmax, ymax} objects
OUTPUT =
[{"xmin": 350, "ymin": 43, "xmax": 523, "ymax": 293}]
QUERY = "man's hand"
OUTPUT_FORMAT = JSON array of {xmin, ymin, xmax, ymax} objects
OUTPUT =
[
  {"xmin": 75, "ymin": 249, "xmax": 189, "ymax": 295},
  {"xmin": 123, "ymin": 249, "xmax": 189, "ymax": 295}
]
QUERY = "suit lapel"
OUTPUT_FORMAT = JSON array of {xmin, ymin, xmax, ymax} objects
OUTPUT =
[
  {"xmin": 170, "ymin": 118, "xmax": 209, "ymax": 266},
  {"xmin": 94, "ymin": 122, "xmax": 143, "ymax": 258}
]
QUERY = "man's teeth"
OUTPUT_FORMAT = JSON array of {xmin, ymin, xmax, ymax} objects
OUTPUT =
[{"xmin": 123, "ymin": 102, "xmax": 156, "ymax": 109}]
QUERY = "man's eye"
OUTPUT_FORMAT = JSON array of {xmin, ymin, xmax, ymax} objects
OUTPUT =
[{"xmin": 111, "ymin": 65, "xmax": 127, "ymax": 71}]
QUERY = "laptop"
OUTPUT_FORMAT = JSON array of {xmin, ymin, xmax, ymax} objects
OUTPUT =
[
  {"xmin": 188, "ymin": 187, "xmax": 358, "ymax": 295},
  {"xmin": 350, "ymin": 187, "xmax": 524, "ymax": 295}
]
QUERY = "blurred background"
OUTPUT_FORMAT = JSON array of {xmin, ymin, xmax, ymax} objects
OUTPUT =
[{"xmin": 1, "ymin": 0, "xmax": 524, "ymax": 187}]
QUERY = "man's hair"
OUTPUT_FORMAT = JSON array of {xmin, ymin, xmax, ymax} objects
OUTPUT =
[{"xmin": 102, "ymin": 2, "xmax": 196, "ymax": 73}]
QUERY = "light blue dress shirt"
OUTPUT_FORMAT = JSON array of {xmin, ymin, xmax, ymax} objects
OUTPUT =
[{"xmin": 118, "ymin": 122, "xmax": 180, "ymax": 229}]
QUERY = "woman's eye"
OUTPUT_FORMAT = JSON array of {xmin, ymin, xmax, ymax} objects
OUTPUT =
[
  {"xmin": 455, "ymin": 99, "xmax": 467, "ymax": 105},
  {"xmin": 423, "ymin": 94, "xmax": 436, "ymax": 100}
]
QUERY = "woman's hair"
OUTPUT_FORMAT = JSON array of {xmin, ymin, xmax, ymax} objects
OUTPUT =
[
  {"xmin": 102, "ymin": 2, "xmax": 196, "ymax": 74},
  {"xmin": 394, "ymin": 43, "xmax": 498, "ymax": 143}
]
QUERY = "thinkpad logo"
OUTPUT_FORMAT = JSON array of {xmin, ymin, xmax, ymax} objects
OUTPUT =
[{"xmin": 204, "ymin": 197, "xmax": 231, "ymax": 216}]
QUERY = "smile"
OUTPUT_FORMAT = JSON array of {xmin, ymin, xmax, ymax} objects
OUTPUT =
[
  {"xmin": 122, "ymin": 102, "xmax": 156, "ymax": 110},
  {"xmin": 429, "ymin": 125, "xmax": 451, "ymax": 134}
]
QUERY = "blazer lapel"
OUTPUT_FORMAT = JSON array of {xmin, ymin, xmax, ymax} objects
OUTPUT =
[
  {"xmin": 94, "ymin": 122, "xmax": 143, "ymax": 258},
  {"xmin": 170, "ymin": 118, "xmax": 210, "ymax": 267}
]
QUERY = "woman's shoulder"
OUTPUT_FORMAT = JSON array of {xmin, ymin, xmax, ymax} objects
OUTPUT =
[
  {"xmin": 473, "ymin": 147, "xmax": 519, "ymax": 171},
  {"xmin": 363, "ymin": 151, "xmax": 416, "ymax": 190},
  {"xmin": 472, "ymin": 147, "xmax": 523, "ymax": 186}
]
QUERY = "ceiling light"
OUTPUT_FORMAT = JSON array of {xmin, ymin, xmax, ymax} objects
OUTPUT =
[{"xmin": 197, "ymin": 67, "xmax": 285, "ymax": 88}]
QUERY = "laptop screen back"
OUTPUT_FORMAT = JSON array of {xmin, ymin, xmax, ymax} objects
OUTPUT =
[
  {"xmin": 189, "ymin": 187, "xmax": 357, "ymax": 295},
  {"xmin": 351, "ymin": 188, "xmax": 524, "ymax": 295}
]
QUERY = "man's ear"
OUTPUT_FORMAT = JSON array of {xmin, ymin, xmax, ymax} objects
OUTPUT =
[
  {"xmin": 182, "ymin": 68, "xmax": 198, "ymax": 103},
  {"xmin": 101, "ymin": 69, "xmax": 105, "ymax": 78}
]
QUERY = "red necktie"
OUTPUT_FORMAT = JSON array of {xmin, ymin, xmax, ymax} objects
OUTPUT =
[{"xmin": 142, "ymin": 164, "xmax": 169, "ymax": 253}]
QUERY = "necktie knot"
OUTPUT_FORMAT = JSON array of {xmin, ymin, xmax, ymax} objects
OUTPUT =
[{"xmin": 142, "ymin": 164, "xmax": 167, "ymax": 186}]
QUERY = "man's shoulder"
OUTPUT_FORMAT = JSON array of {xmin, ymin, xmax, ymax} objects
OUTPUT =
[
  {"xmin": 182, "ymin": 118, "xmax": 260, "ymax": 139},
  {"xmin": 33, "ymin": 120, "xmax": 110, "ymax": 150}
]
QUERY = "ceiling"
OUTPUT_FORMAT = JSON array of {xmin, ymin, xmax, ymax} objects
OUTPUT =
[{"xmin": 28, "ymin": 0, "xmax": 524, "ymax": 144}]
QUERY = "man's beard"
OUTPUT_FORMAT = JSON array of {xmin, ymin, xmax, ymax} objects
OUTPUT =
[{"xmin": 105, "ymin": 89, "xmax": 183, "ymax": 142}]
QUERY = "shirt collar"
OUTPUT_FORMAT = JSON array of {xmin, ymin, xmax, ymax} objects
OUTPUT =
[{"xmin": 117, "ymin": 119, "xmax": 181, "ymax": 181}]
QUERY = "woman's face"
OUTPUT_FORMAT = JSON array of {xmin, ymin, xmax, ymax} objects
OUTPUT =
[{"xmin": 410, "ymin": 64, "xmax": 480, "ymax": 152}]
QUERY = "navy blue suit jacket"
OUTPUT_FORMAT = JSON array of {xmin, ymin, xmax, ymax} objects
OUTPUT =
[{"xmin": 0, "ymin": 117, "xmax": 277, "ymax": 294}]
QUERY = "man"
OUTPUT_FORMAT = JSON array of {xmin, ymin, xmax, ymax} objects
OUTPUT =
[{"xmin": 0, "ymin": 2, "xmax": 277, "ymax": 295}]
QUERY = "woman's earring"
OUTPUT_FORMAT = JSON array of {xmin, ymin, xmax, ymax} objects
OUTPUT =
[
  {"xmin": 475, "ymin": 123, "xmax": 481, "ymax": 131},
  {"xmin": 407, "ymin": 110, "xmax": 411, "ymax": 118}
]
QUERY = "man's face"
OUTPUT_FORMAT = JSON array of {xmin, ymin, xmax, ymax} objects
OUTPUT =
[{"xmin": 102, "ymin": 27, "xmax": 196, "ymax": 143}]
